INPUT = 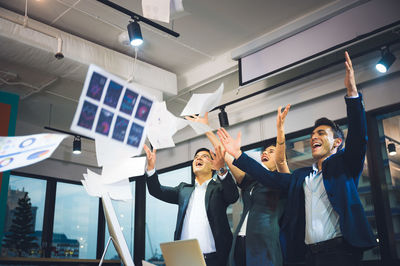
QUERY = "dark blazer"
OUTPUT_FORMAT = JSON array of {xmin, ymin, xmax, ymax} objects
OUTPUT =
[
  {"xmin": 233, "ymin": 94, "xmax": 376, "ymax": 263},
  {"xmin": 147, "ymin": 171, "xmax": 239, "ymax": 266},
  {"xmin": 228, "ymin": 174, "xmax": 284, "ymax": 266}
]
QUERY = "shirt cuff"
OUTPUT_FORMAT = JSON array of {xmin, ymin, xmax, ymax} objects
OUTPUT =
[
  {"xmin": 345, "ymin": 93, "xmax": 359, "ymax": 98},
  {"xmin": 217, "ymin": 171, "xmax": 228, "ymax": 180},
  {"xmin": 146, "ymin": 168, "xmax": 156, "ymax": 176}
]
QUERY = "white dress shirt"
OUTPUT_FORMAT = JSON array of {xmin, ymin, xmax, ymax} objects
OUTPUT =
[
  {"xmin": 180, "ymin": 178, "xmax": 216, "ymax": 253},
  {"xmin": 146, "ymin": 168, "xmax": 227, "ymax": 254},
  {"xmin": 303, "ymin": 164, "xmax": 342, "ymax": 244}
]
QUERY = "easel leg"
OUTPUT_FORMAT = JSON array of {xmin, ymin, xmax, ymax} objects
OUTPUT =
[{"xmin": 99, "ymin": 236, "xmax": 113, "ymax": 266}]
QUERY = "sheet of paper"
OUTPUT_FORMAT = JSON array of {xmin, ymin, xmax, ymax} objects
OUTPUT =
[
  {"xmin": 186, "ymin": 120, "xmax": 212, "ymax": 135},
  {"xmin": 82, "ymin": 170, "xmax": 104, "ymax": 197},
  {"xmin": 106, "ymin": 178, "xmax": 132, "ymax": 201},
  {"xmin": 101, "ymin": 156, "xmax": 146, "ymax": 184},
  {"xmin": 180, "ymin": 83, "xmax": 224, "ymax": 117},
  {"xmin": 142, "ymin": 0, "xmax": 170, "ymax": 23},
  {"xmin": 147, "ymin": 101, "xmax": 177, "ymax": 149},
  {"xmin": 83, "ymin": 169, "xmax": 133, "ymax": 201},
  {"xmin": 175, "ymin": 117, "xmax": 189, "ymax": 131},
  {"xmin": 71, "ymin": 64, "xmax": 154, "ymax": 160},
  {"xmin": 95, "ymin": 136, "xmax": 141, "ymax": 167},
  {"xmin": 0, "ymin": 133, "xmax": 67, "ymax": 172}
]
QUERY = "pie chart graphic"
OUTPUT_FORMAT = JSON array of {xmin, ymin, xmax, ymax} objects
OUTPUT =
[
  {"xmin": 27, "ymin": 150, "xmax": 50, "ymax": 160},
  {"xmin": 19, "ymin": 138, "xmax": 36, "ymax": 148},
  {"xmin": 0, "ymin": 157, "xmax": 13, "ymax": 168}
]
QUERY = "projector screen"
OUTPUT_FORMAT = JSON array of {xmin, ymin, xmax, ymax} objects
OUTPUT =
[{"xmin": 239, "ymin": 0, "xmax": 400, "ymax": 85}]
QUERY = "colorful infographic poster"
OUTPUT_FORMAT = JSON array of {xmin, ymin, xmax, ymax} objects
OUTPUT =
[
  {"xmin": 70, "ymin": 65, "xmax": 154, "ymax": 155},
  {"xmin": 0, "ymin": 134, "xmax": 67, "ymax": 172}
]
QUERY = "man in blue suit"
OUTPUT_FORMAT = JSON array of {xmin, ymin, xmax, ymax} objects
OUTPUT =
[{"xmin": 217, "ymin": 52, "xmax": 376, "ymax": 266}]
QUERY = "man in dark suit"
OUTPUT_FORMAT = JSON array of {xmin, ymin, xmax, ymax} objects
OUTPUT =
[
  {"xmin": 144, "ymin": 144, "xmax": 239, "ymax": 266},
  {"xmin": 217, "ymin": 52, "xmax": 376, "ymax": 266}
]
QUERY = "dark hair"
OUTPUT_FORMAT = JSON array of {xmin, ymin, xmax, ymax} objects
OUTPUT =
[
  {"xmin": 312, "ymin": 117, "xmax": 344, "ymax": 150},
  {"xmin": 191, "ymin": 147, "xmax": 216, "ymax": 183},
  {"xmin": 262, "ymin": 140, "xmax": 277, "ymax": 151}
]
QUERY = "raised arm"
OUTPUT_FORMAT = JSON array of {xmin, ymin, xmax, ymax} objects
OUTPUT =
[
  {"xmin": 185, "ymin": 113, "xmax": 246, "ymax": 184},
  {"xmin": 208, "ymin": 146, "xmax": 239, "ymax": 204},
  {"xmin": 144, "ymin": 144, "xmax": 180, "ymax": 204},
  {"xmin": 342, "ymin": 52, "xmax": 367, "ymax": 178},
  {"xmin": 217, "ymin": 128, "xmax": 291, "ymax": 190},
  {"xmin": 276, "ymin": 104, "xmax": 291, "ymax": 173}
]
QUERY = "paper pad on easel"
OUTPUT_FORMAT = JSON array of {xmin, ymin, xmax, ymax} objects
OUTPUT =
[{"xmin": 180, "ymin": 83, "xmax": 224, "ymax": 117}]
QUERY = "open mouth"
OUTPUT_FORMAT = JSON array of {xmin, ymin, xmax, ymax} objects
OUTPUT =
[
  {"xmin": 195, "ymin": 161, "xmax": 204, "ymax": 167},
  {"xmin": 261, "ymin": 156, "xmax": 269, "ymax": 162},
  {"xmin": 312, "ymin": 143, "xmax": 322, "ymax": 151}
]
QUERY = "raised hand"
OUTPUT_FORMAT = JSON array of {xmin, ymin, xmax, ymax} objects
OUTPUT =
[
  {"xmin": 208, "ymin": 145, "xmax": 226, "ymax": 171},
  {"xmin": 185, "ymin": 112, "xmax": 209, "ymax": 125},
  {"xmin": 217, "ymin": 128, "xmax": 242, "ymax": 159},
  {"xmin": 344, "ymin": 51, "xmax": 358, "ymax": 97},
  {"xmin": 277, "ymin": 104, "xmax": 291, "ymax": 130},
  {"xmin": 143, "ymin": 144, "xmax": 157, "ymax": 171}
]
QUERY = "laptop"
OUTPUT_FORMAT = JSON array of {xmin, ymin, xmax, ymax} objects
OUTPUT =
[{"xmin": 160, "ymin": 239, "xmax": 207, "ymax": 266}]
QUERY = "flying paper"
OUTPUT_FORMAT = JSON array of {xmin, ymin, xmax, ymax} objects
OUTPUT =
[
  {"xmin": 81, "ymin": 169, "xmax": 132, "ymax": 201},
  {"xmin": 71, "ymin": 64, "xmax": 154, "ymax": 158},
  {"xmin": 0, "ymin": 133, "xmax": 67, "ymax": 172},
  {"xmin": 180, "ymin": 83, "xmax": 224, "ymax": 117},
  {"xmin": 101, "ymin": 156, "xmax": 146, "ymax": 184},
  {"xmin": 147, "ymin": 101, "xmax": 178, "ymax": 149},
  {"xmin": 142, "ymin": 0, "xmax": 170, "ymax": 23}
]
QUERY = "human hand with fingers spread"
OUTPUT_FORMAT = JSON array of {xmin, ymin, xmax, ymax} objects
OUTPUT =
[
  {"xmin": 217, "ymin": 128, "xmax": 242, "ymax": 159},
  {"xmin": 185, "ymin": 112, "xmax": 209, "ymax": 125},
  {"xmin": 208, "ymin": 145, "xmax": 227, "ymax": 174},
  {"xmin": 143, "ymin": 144, "xmax": 156, "ymax": 171},
  {"xmin": 277, "ymin": 104, "xmax": 290, "ymax": 131}
]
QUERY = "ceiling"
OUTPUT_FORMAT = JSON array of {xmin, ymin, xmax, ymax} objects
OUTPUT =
[
  {"xmin": 0, "ymin": 0, "xmax": 399, "ymax": 138},
  {"xmin": 0, "ymin": 0, "xmax": 342, "ymax": 130}
]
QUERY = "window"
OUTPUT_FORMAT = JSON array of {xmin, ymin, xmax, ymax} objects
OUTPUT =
[
  {"xmin": 145, "ymin": 166, "xmax": 191, "ymax": 263},
  {"xmin": 52, "ymin": 182, "xmax": 99, "ymax": 259},
  {"xmin": 1, "ymin": 175, "xmax": 46, "ymax": 257},
  {"xmin": 377, "ymin": 110, "xmax": 400, "ymax": 259}
]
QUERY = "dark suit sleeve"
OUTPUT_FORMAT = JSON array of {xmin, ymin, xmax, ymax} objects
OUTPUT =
[
  {"xmin": 146, "ymin": 171, "xmax": 180, "ymax": 204},
  {"xmin": 237, "ymin": 174, "xmax": 254, "ymax": 190},
  {"xmin": 233, "ymin": 153, "xmax": 291, "ymax": 191},
  {"xmin": 218, "ymin": 172, "xmax": 239, "ymax": 204},
  {"xmin": 343, "ymin": 93, "xmax": 368, "ymax": 178}
]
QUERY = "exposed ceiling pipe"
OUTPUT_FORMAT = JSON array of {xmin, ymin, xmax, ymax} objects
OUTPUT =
[{"xmin": 0, "ymin": 0, "xmax": 64, "ymax": 59}]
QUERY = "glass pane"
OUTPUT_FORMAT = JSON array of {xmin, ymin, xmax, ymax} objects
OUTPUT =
[
  {"xmin": 104, "ymin": 181, "xmax": 135, "ymax": 260},
  {"xmin": 378, "ymin": 110, "xmax": 400, "ymax": 259},
  {"xmin": 145, "ymin": 166, "xmax": 191, "ymax": 264},
  {"xmin": 285, "ymin": 127, "xmax": 380, "ymax": 260},
  {"xmin": 1, "ymin": 175, "xmax": 46, "ymax": 257},
  {"xmin": 52, "ymin": 182, "xmax": 99, "ymax": 259}
]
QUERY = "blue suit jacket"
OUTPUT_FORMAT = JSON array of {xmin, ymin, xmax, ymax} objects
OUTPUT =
[{"xmin": 233, "ymin": 94, "xmax": 376, "ymax": 263}]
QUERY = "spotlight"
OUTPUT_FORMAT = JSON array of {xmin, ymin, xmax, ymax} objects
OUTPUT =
[
  {"xmin": 388, "ymin": 142, "xmax": 396, "ymax": 156},
  {"xmin": 73, "ymin": 136, "xmax": 81, "ymax": 155},
  {"xmin": 376, "ymin": 47, "xmax": 396, "ymax": 73},
  {"xmin": 218, "ymin": 107, "xmax": 229, "ymax": 127},
  {"xmin": 127, "ymin": 21, "xmax": 143, "ymax": 46}
]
